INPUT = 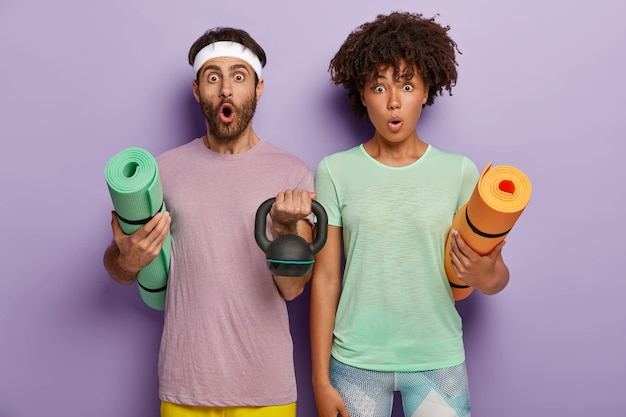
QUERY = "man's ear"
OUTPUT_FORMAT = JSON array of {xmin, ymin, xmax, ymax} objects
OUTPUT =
[
  {"xmin": 192, "ymin": 79, "xmax": 200, "ymax": 102},
  {"xmin": 255, "ymin": 79, "xmax": 264, "ymax": 101}
]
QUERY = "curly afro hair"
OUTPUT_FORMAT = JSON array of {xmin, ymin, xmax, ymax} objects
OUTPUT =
[{"xmin": 329, "ymin": 12, "xmax": 461, "ymax": 118}]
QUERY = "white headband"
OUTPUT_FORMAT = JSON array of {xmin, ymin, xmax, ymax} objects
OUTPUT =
[{"xmin": 192, "ymin": 41, "xmax": 263, "ymax": 80}]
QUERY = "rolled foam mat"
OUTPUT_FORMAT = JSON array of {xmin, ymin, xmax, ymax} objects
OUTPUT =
[
  {"xmin": 444, "ymin": 162, "xmax": 532, "ymax": 301},
  {"xmin": 105, "ymin": 147, "xmax": 170, "ymax": 310}
]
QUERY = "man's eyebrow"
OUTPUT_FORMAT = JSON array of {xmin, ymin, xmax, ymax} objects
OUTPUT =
[
  {"xmin": 200, "ymin": 64, "xmax": 222, "ymax": 76},
  {"xmin": 200, "ymin": 63, "xmax": 251, "ymax": 76},
  {"xmin": 229, "ymin": 63, "xmax": 251, "ymax": 73}
]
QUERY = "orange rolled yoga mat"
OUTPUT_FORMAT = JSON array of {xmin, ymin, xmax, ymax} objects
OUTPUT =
[{"xmin": 444, "ymin": 162, "xmax": 532, "ymax": 301}]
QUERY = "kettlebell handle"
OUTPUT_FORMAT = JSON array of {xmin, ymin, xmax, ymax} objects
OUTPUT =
[{"xmin": 254, "ymin": 197, "xmax": 328, "ymax": 255}]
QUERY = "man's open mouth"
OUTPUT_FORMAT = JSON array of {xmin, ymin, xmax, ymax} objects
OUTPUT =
[{"xmin": 220, "ymin": 104, "xmax": 235, "ymax": 122}]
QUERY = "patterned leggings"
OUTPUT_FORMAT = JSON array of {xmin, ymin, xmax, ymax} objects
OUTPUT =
[{"xmin": 330, "ymin": 357, "xmax": 471, "ymax": 417}]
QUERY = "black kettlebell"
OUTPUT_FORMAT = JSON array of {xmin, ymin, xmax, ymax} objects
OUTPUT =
[{"xmin": 254, "ymin": 197, "xmax": 328, "ymax": 277}]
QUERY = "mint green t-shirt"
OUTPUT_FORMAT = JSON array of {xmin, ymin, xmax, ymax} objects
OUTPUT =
[{"xmin": 315, "ymin": 144, "xmax": 479, "ymax": 372}]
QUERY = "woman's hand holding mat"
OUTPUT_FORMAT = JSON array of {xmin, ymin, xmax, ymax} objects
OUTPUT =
[{"xmin": 444, "ymin": 162, "xmax": 532, "ymax": 301}]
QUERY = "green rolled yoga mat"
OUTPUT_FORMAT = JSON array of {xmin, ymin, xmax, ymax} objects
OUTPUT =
[{"xmin": 105, "ymin": 147, "xmax": 170, "ymax": 310}]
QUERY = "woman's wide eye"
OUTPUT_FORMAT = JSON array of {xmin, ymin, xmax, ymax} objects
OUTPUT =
[{"xmin": 403, "ymin": 84, "xmax": 414, "ymax": 92}]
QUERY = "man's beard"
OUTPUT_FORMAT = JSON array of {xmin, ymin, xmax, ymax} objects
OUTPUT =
[{"xmin": 200, "ymin": 94, "xmax": 257, "ymax": 143}]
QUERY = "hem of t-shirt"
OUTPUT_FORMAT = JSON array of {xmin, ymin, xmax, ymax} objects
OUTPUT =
[
  {"xmin": 159, "ymin": 391, "xmax": 297, "ymax": 408},
  {"xmin": 327, "ymin": 219, "xmax": 342, "ymax": 227},
  {"xmin": 330, "ymin": 352, "xmax": 466, "ymax": 373}
]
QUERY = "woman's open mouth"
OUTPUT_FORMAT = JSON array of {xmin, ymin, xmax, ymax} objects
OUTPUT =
[{"xmin": 388, "ymin": 117, "xmax": 403, "ymax": 132}]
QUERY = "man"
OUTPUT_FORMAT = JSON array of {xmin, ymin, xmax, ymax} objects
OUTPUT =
[{"xmin": 104, "ymin": 27, "xmax": 315, "ymax": 417}]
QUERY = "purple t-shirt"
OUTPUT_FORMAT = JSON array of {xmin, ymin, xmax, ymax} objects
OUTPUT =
[{"xmin": 156, "ymin": 138, "xmax": 314, "ymax": 406}]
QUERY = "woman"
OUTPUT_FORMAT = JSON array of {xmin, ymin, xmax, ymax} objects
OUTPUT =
[{"xmin": 310, "ymin": 12, "xmax": 509, "ymax": 417}]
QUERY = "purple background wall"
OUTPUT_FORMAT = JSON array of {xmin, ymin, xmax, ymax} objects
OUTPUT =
[{"xmin": 1, "ymin": 1, "xmax": 624, "ymax": 416}]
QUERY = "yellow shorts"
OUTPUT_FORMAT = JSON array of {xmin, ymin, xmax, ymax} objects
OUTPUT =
[{"xmin": 160, "ymin": 401, "xmax": 296, "ymax": 417}]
